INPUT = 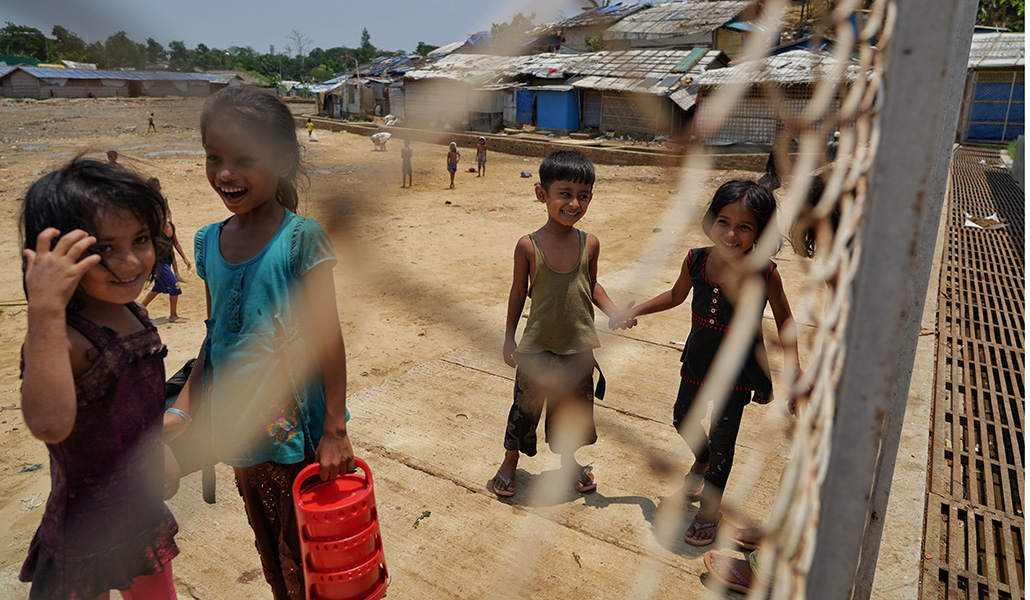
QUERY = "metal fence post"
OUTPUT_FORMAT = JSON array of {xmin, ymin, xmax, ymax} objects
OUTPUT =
[{"xmin": 805, "ymin": 2, "xmax": 978, "ymax": 598}]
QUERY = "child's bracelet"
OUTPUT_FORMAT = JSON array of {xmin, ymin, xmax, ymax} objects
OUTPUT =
[{"xmin": 165, "ymin": 407, "xmax": 192, "ymax": 423}]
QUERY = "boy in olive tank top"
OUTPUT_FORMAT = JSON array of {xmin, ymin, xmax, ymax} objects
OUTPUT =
[{"xmin": 492, "ymin": 151, "xmax": 622, "ymax": 498}]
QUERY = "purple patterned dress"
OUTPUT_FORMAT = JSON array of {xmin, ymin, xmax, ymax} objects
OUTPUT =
[{"xmin": 19, "ymin": 303, "xmax": 179, "ymax": 600}]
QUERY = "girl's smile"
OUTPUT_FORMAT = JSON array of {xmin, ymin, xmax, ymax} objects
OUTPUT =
[
  {"xmin": 203, "ymin": 119, "xmax": 291, "ymax": 215},
  {"xmin": 708, "ymin": 202, "xmax": 758, "ymax": 259},
  {"xmin": 79, "ymin": 208, "xmax": 155, "ymax": 308}
]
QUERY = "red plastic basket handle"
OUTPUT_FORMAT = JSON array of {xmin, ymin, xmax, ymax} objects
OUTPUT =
[{"xmin": 292, "ymin": 457, "xmax": 371, "ymax": 504}]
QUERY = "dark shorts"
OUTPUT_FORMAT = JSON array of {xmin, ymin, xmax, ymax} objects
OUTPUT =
[
  {"xmin": 503, "ymin": 350, "xmax": 597, "ymax": 456},
  {"xmin": 447, "ymin": 161, "xmax": 457, "ymax": 173},
  {"xmin": 151, "ymin": 263, "xmax": 181, "ymax": 296}
]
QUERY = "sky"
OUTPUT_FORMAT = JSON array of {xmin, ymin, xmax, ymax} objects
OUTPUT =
[{"xmin": 6, "ymin": 0, "xmax": 593, "ymax": 55}]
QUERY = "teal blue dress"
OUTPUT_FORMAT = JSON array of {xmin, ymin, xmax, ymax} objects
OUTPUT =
[{"xmin": 195, "ymin": 210, "xmax": 342, "ymax": 467}]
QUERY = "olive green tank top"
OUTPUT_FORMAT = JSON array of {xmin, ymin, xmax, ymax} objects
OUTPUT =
[{"xmin": 516, "ymin": 230, "xmax": 600, "ymax": 355}]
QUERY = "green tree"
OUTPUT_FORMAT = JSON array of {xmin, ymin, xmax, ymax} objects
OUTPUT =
[
  {"xmin": 415, "ymin": 41, "xmax": 438, "ymax": 56},
  {"xmin": 168, "ymin": 40, "xmax": 194, "ymax": 71},
  {"xmin": 104, "ymin": 30, "xmax": 147, "ymax": 69},
  {"xmin": 356, "ymin": 28, "xmax": 377, "ymax": 63},
  {"xmin": 84, "ymin": 41, "xmax": 107, "ymax": 68},
  {"xmin": 52, "ymin": 25, "xmax": 86, "ymax": 60},
  {"xmin": 309, "ymin": 63, "xmax": 334, "ymax": 82},
  {"xmin": 491, "ymin": 12, "xmax": 536, "ymax": 55},
  {"xmin": 978, "ymin": 0, "xmax": 1025, "ymax": 31},
  {"xmin": 1, "ymin": 22, "xmax": 49, "ymax": 60},
  {"xmin": 145, "ymin": 38, "xmax": 166, "ymax": 65}
]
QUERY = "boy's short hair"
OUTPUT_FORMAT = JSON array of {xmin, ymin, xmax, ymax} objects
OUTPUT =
[{"xmin": 539, "ymin": 151, "xmax": 595, "ymax": 190}]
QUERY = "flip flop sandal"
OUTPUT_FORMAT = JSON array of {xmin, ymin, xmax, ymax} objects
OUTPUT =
[
  {"xmin": 684, "ymin": 512, "xmax": 722, "ymax": 546},
  {"xmin": 492, "ymin": 470, "xmax": 516, "ymax": 497},
  {"xmin": 703, "ymin": 552, "xmax": 752, "ymax": 593},
  {"xmin": 576, "ymin": 466, "xmax": 597, "ymax": 493},
  {"xmin": 684, "ymin": 472, "xmax": 705, "ymax": 499},
  {"xmin": 733, "ymin": 528, "xmax": 763, "ymax": 551}
]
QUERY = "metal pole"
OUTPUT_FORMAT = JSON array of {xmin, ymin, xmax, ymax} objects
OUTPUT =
[
  {"xmin": 805, "ymin": 1, "xmax": 978, "ymax": 598},
  {"xmin": 850, "ymin": 2, "xmax": 978, "ymax": 598}
]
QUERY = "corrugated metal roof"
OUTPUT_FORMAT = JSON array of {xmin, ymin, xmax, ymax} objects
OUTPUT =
[
  {"xmin": 546, "ymin": 2, "xmax": 650, "ymax": 32},
  {"xmin": 0, "ymin": 66, "xmax": 15, "ymax": 78},
  {"xmin": 692, "ymin": 49, "xmax": 862, "ymax": 86},
  {"xmin": 8, "ymin": 66, "xmax": 212, "ymax": 82},
  {"xmin": 604, "ymin": 1, "xmax": 751, "ymax": 40},
  {"xmin": 567, "ymin": 48, "xmax": 725, "ymax": 96},
  {"xmin": 967, "ymin": 32, "xmax": 1024, "ymax": 68}
]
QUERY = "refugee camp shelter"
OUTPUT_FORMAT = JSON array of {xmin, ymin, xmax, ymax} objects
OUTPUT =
[
  {"xmin": 603, "ymin": 1, "xmax": 754, "ymax": 58},
  {"xmin": 402, "ymin": 53, "xmax": 534, "ymax": 129},
  {"xmin": 958, "ymin": 32, "xmax": 1024, "ymax": 143},
  {"xmin": 566, "ymin": 48, "xmax": 728, "ymax": 135},
  {"xmin": 690, "ymin": 49, "xmax": 863, "ymax": 148},
  {"xmin": 0, "ymin": 65, "xmax": 226, "ymax": 98},
  {"xmin": 525, "ymin": 3, "xmax": 649, "ymax": 54}
]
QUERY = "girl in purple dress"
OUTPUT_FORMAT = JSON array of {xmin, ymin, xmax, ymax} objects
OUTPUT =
[{"xmin": 18, "ymin": 158, "xmax": 180, "ymax": 600}]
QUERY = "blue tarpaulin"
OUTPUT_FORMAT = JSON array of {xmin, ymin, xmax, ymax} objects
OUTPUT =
[{"xmin": 516, "ymin": 89, "xmax": 536, "ymax": 124}]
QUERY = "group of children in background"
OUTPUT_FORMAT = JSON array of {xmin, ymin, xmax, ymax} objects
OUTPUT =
[{"xmin": 17, "ymin": 84, "xmax": 814, "ymax": 599}]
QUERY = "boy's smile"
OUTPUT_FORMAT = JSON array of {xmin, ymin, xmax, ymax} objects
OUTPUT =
[{"xmin": 537, "ymin": 180, "xmax": 594, "ymax": 229}]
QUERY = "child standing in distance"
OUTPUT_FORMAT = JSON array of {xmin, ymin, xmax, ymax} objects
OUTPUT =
[
  {"xmin": 148, "ymin": 112, "xmax": 158, "ymax": 133},
  {"xmin": 305, "ymin": 118, "xmax": 314, "ymax": 139},
  {"xmin": 401, "ymin": 139, "xmax": 414, "ymax": 188},
  {"xmin": 18, "ymin": 158, "xmax": 179, "ymax": 599},
  {"xmin": 476, "ymin": 136, "xmax": 487, "ymax": 177},
  {"xmin": 610, "ymin": 179, "xmax": 800, "ymax": 546},
  {"xmin": 492, "ymin": 150, "xmax": 620, "ymax": 497},
  {"xmin": 141, "ymin": 178, "xmax": 191, "ymax": 323},
  {"xmin": 178, "ymin": 86, "xmax": 353, "ymax": 600},
  {"xmin": 446, "ymin": 141, "xmax": 460, "ymax": 189}
]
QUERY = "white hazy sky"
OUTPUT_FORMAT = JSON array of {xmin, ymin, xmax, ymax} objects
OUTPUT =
[{"xmin": 6, "ymin": 0, "xmax": 594, "ymax": 54}]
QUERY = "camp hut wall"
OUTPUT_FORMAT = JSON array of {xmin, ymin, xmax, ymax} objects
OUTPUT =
[
  {"xmin": 567, "ymin": 48, "xmax": 727, "ymax": 136},
  {"xmin": 532, "ymin": 86, "xmax": 580, "ymax": 132},
  {"xmin": 388, "ymin": 82, "xmax": 405, "ymax": 120},
  {"xmin": 581, "ymin": 89, "xmax": 684, "ymax": 136},
  {"xmin": 691, "ymin": 50, "xmax": 861, "ymax": 149},
  {"xmin": 468, "ymin": 86, "xmax": 508, "ymax": 133},
  {"xmin": 402, "ymin": 78, "xmax": 470, "ymax": 130},
  {"xmin": 958, "ymin": 32, "xmax": 1024, "ymax": 143},
  {"xmin": 0, "ymin": 66, "xmax": 214, "ymax": 98}
]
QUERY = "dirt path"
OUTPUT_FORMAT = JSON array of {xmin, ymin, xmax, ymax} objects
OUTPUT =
[{"xmin": 0, "ymin": 96, "xmax": 796, "ymax": 599}]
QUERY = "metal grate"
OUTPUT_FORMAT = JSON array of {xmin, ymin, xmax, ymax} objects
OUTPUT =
[{"xmin": 924, "ymin": 147, "xmax": 1025, "ymax": 600}]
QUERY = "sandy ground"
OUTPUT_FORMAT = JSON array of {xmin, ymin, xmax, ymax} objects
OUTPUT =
[{"xmin": 0, "ymin": 96, "xmax": 813, "ymax": 599}]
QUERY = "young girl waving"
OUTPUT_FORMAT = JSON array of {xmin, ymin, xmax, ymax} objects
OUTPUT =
[
  {"xmin": 18, "ymin": 159, "xmax": 179, "ymax": 599},
  {"xmin": 611, "ymin": 179, "xmax": 799, "ymax": 547},
  {"xmin": 177, "ymin": 86, "xmax": 352, "ymax": 600}
]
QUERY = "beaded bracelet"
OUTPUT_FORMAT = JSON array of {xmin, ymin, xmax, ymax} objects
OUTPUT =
[{"xmin": 165, "ymin": 407, "xmax": 192, "ymax": 423}]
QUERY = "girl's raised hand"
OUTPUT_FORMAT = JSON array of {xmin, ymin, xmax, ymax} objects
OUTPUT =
[{"xmin": 23, "ymin": 228, "xmax": 100, "ymax": 310}]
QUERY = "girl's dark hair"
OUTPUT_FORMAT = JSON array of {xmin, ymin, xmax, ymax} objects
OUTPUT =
[
  {"xmin": 539, "ymin": 150, "xmax": 595, "ymax": 190},
  {"xmin": 19, "ymin": 157, "xmax": 168, "ymax": 311},
  {"xmin": 791, "ymin": 175, "xmax": 841, "ymax": 258},
  {"xmin": 702, "ymin": 179, "xmax": 779, "ymax": 251},
  {"xmin": 200, "ymin": 86, "xmax": 303, "ymax": 212}
]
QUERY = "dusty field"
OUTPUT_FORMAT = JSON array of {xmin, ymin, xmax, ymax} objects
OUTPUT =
[{"xmin": 0, "ymin": 96, "xmax": 801, "ymax": 599}]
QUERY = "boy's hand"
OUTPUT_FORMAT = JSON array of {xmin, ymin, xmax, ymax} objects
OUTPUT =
[
  {"xmin": 608, "ymin": 301, "xmax": 638, "ymax": 330},
  {"xmin": 502, "ymin": 338, "xmax": 518, "ymax": 368},
  {"xmin": 24, "ymin": 228, "xmax": 100, "ymax": 311}
]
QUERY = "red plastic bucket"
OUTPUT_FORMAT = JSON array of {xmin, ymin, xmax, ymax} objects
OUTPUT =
[
  {"xmin": 293, "ymin": 458, "xmax": 377, "ymax": 541},
  {"xmin": 308, "ymin": 547, "xmax": 387, "ymax": 600},
  {"xmin": 306, "ymin": 520, "xmax": 381, "ymax": 573}
]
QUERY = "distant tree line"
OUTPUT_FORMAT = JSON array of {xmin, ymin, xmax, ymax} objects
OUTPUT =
[{"xmin": 0, "ymin": 22, "xmax": 442, "ymax": 85}]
